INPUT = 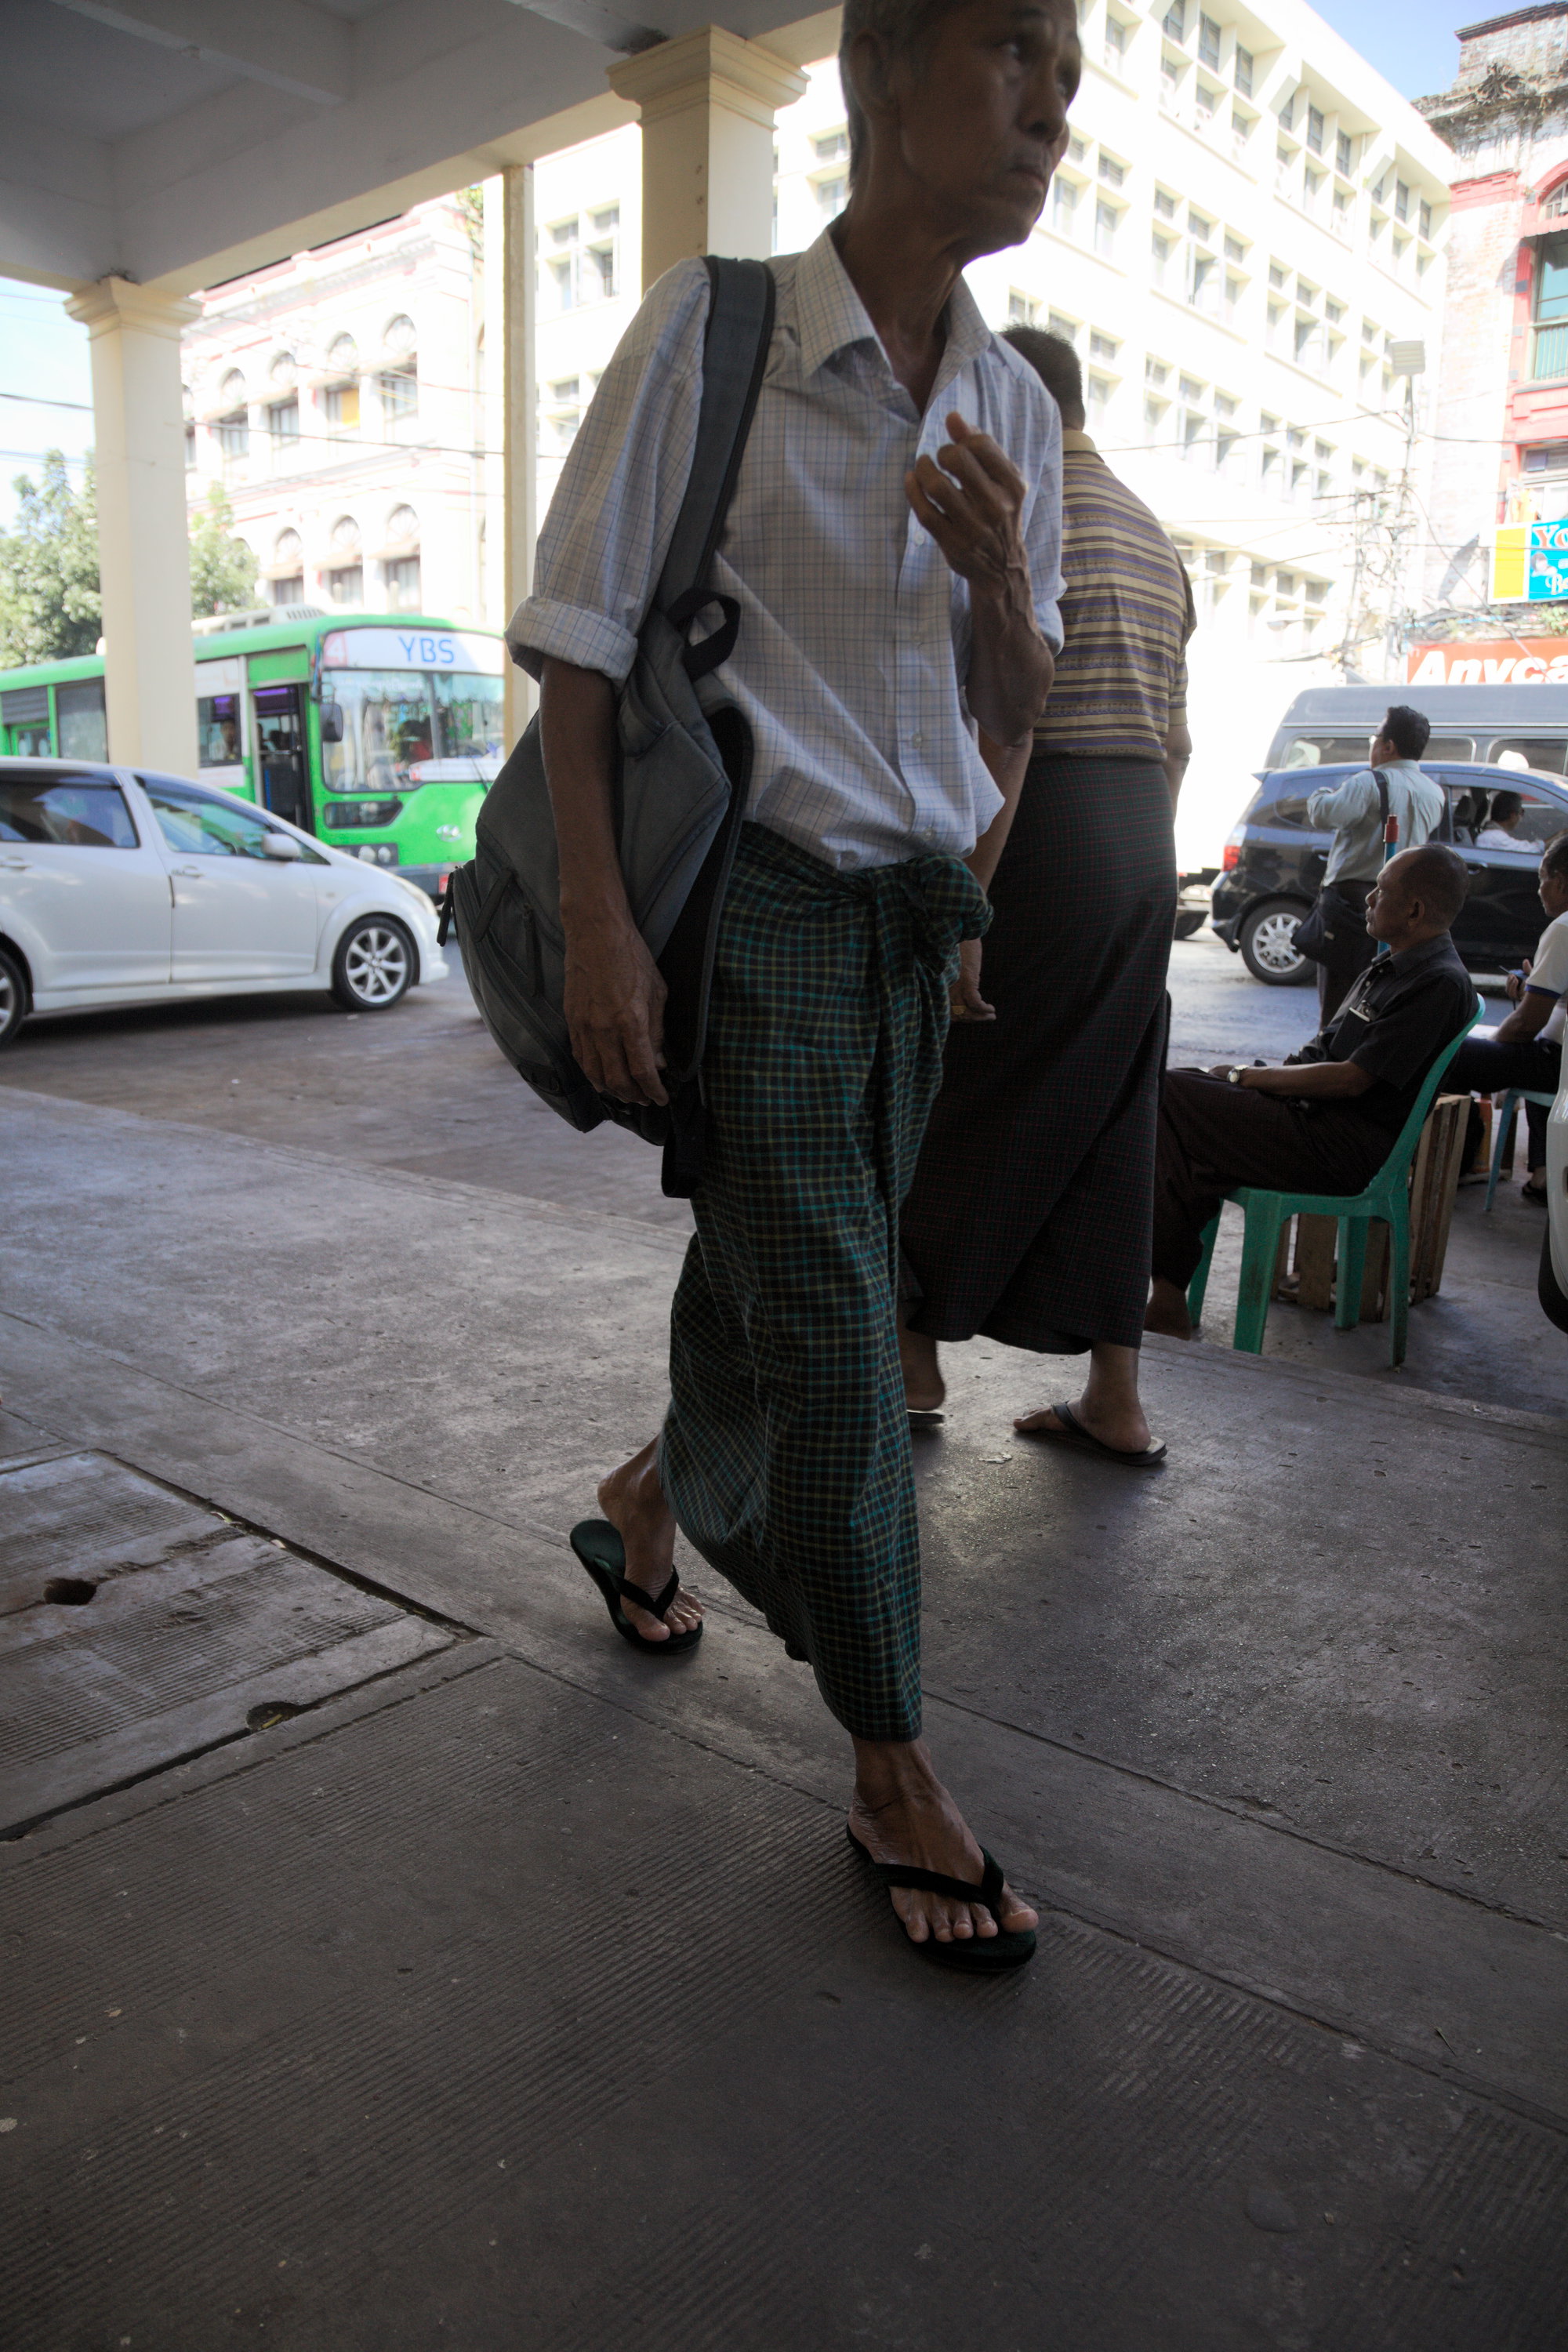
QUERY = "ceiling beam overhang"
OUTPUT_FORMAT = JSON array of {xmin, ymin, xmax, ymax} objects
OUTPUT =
[{"xmin": 46, "ymin": 0, "xmax": 353, "ymax": 108}]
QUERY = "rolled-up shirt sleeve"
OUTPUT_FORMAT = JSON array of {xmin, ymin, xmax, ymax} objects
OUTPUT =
[
  {"xmin": 506, "ymin": 260, "xmax": 709, "ymax": 684},
  {"xmin": 1307, "ymin": 769, "xmax": 1376, "ymax": 830}
]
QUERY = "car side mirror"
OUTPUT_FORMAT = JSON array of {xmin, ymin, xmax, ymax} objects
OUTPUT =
[
  {"xmin": 263, "ymin": 832, "xmax": 303, "ymax": 861},
  {"xmin": 319, "ymin": 700, "xmax": 343, "ymax": 744}
]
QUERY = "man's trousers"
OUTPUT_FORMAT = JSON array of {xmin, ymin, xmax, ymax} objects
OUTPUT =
[
  {"xmin": 659, "ymin": 824, "xmax": 989, "ymax": 1745},
  {"xmin": 1448, "ymin": 1035, "xmax": 1561, "ymax": 1173},
  {"xmin": 1152, "ymin": 1068, "xmax": 1391, "ymax": 1290}
]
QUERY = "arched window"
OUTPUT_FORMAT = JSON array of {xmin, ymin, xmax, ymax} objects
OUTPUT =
[
  {"xmin": 325, "ymin": 514, "xmax": 363, "ymax": 608},
  {"xmin": 216, "ymin": 368, "xmax": 248, "ymax": 466},
  {"xmin": 380, "ymin": 315, "xmax": 418, "ymax": 423},
  {"xmin": 325, "ymin": 335, "xmax": 360, "ymax": 433},
  {"xmin": 274, "ymin": 528, "xmax": 303, "ymax": 564},
  {"xmin": 270, "ymin": 528, "xmax": 304, "ymax": 608},
  {"xmin": 270, "ymin": 349, "xmax": 297, "ymax": 388},
  {"xmin": 383, "ymin": 505, "xmax": 420, "ymax": 611}
]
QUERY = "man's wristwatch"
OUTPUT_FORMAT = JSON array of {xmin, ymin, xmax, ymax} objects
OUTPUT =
[{"xmin": 1227, "ymin": 1066, "xmax": 1246, "ymax": 1087}]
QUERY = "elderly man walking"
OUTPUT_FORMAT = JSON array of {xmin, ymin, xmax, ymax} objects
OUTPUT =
[
  {"xmin": 509, "ymin": 0, "xmax": 1076, "ymax": 1965},
  {"xmin": 899, "ymin": 325, "xmax": 1192, "ymax": 1467}
]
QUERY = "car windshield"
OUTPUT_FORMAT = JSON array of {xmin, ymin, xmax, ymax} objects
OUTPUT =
[{"xmin": 321, "ymin": 670, "xmax": 434, "ymax": 795}]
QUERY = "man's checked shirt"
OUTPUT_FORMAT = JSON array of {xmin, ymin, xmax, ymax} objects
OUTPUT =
[{"xmin": 509, "ymin": 228, "xmax": 1065, "ymax": 873}]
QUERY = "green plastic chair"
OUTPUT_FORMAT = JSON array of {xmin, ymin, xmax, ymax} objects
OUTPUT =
[{"xmin": 1185, "ymin": 997, "xmax": 1483, "ymax": 1368}]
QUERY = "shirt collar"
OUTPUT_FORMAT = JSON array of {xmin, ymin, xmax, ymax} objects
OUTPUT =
[
  {"xmin": 1062, "ymin": 430, "xmax": 1098, "ymax": 453},
  {"xmin": 1385, "ymin": 931, "xmax": 1454, "ymax": 977},
  {"xmin": 791, "ymin": 227, "xmax": 996, "ymax": 387}
]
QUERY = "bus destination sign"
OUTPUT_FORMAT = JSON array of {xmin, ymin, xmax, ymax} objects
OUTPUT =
[{"xmin": 321, "ymin": 627, "xmax": 505, "ymax": 673}]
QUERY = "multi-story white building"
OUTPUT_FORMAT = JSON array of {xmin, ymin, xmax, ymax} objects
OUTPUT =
[
  {"xmin": 181, "ymin": 195, "xmax": 489, "ymax": 629},
  {"xmin": 184, "ymin": 3, "xmax": 1454, "ymax": 858}
]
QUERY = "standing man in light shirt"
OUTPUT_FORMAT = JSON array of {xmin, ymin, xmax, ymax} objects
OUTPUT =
[
  {"xmin": 508, "ymin": 0, "xmax": 1073, "ymax": 1965},
  {"xmin": 1305, "ymin": 704, "xmax": 1445, "ymax": 1022}
]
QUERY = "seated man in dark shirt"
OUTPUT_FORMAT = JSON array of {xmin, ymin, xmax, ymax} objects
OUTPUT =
[{"xmin": 1145, "ymin": 842, "xmax": 1475, "ymax": 1341}]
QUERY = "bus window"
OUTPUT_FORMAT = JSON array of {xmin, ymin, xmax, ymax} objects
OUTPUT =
[
  {"xmin": 56, "ymin": 677, "xmax": 107, "ymax": 762},
  {"xmin": 432, "ymin": 670, "xmax": 505, "ymax": 764},
  {"xmin": 1486, "ymin": 737, "xmax": 1568, "ymax": 776},
  {"xmin": 198, "ymin": 693, "xmax": 244, "ymax": 770},
  {"xmin": 1279, "ymin": 734, "xmax": 1371, "ymax": 768},
  {"xmin": 1423, "ymin": 737, "xmax": 1475, "ymax": 761},
  {"xmin": 2, "ymin": 684, "xmax": 51, "ymax": 757},
  {"xmin": 321, "ymin": 670, "xmax": 434, "ymax": 796}
]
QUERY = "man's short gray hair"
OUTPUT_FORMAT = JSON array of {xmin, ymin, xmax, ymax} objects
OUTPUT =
[{"xmin": 838, "ymin": 0, "xmax": 977, "ymax": 181}]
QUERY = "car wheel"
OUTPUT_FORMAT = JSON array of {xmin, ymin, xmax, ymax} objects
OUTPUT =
[
  {"xmin": 0, "ymin": 946, "xmax": 27, "ymax": 1047},
  {"xmin": 1239, "ymin": 900, "xmax": 1312, "ymax": 986},
  {"xmin": 1541, "ymin": 1223, "xmax": 1568, "ymax": 1335},
  {"xmin": 1173, "ymin": 909, "xmax": 1206, "ymax": 941},
  {"xmin": 330, "ymin": 916, "xmax": 414, "ymax": 1011}
]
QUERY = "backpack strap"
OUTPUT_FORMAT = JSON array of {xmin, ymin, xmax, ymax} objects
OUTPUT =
[{"xmin": 655, "ymin": 256, "xmax": 777, "ymax": 683}]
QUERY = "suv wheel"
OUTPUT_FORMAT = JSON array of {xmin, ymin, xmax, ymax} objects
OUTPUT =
[
  {"xmin": 1240, "ymin": 899, "xmax": 1312, "ymax": 986},
  {"xmin": 330, "ymin": 916, "xmax": 413, "ymax": 1011},
  {"xmin": 0, "ymin": 945, "xmax": 27, "ymax": 1047}
]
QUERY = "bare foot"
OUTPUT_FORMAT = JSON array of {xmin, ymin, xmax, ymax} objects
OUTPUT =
[
  {"xmin": 898, "ymin": 1320, "xmax": 945, "ymax": 1414},
  {"xmin": 1143, "ymin": 1276, "xmax": 1195, "ymax": 1341},
  {"xmin": 848, "ymin": 1737, "xmax": 1036, "ymax": 1947},
  {"xmin": 597, "ymin": 1439, "xmax": 702, "ymax": 1642},
  {"xmin": 1014, "ymin": 1396, "xmax": 1152, "ymax": 1453}
]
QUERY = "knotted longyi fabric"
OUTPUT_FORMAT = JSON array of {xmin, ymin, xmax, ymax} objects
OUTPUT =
[{"xmin": 659, "ymin": 823, "xmax": 990, "ymax": 1742}]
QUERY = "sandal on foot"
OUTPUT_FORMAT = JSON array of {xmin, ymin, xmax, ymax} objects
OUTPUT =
[
  {"xmin": 569, "ymin": 1519, "xmax": 702, "ymax": 1656},
  {"xmin": 1017, "ymin": 1400, "xmax": 1167, "ymax": 1470},
  {"xmin": 846, "ymin": 1824, "xmax": 1036, "ymax": 1973}
]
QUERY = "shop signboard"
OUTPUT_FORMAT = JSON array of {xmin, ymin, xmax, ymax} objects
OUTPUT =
[
  {"xmin": 1407, "ymin": 639, "xmax": 1568, "ymax": 684},
  {"xmin": 1492, "ymin": 521, "xmax": 1568, "ymax": 601}
]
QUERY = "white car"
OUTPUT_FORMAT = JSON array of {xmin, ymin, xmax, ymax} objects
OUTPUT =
[{"xmin": 0, "ymin": 759, "xmax": 447, "ymax": 1047}]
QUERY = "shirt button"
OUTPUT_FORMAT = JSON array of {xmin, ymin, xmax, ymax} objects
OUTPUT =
[{"xmin": 910, "ymin": 731, "xmax": 925, "ymax": 748}]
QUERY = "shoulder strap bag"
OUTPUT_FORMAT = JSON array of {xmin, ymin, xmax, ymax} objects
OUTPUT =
[
  {"xmin": 1294, "ymin": 768, "xmax": 1392, "ymax": 966},
  {"xmin": 442, "ymin": 255, "xmax": 776, "ymax": 1195}
]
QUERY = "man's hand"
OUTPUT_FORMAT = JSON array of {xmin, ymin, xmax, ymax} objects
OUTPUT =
[
  {"xmin": 906, "ymin": 414, "xmax": 1030, "ymax": 599},
  {"xmin": 562, "ymin": 912, "xmax": 669, "ymax": 1106},
  {"xmin": 1506, "ymin": 956, "xmax": 1534, "ymax": 1005},
  {"xmin": 949, "ymin": 937, "xmax": 994, "ymax": 1022}
]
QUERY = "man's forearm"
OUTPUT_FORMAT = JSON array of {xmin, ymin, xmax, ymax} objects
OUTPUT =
[
  {"xmin": 1163, "ymin": 720, "xmax": 1192, "ymax": 814},
  {"xmin": 966, "ymin": 575, "xmax": 1054, "ymax": 745},
  {"xmin": 1239, "ymin": 1060, "xmax": 1373, "ymax": 1099},
  {"xmin": 966, "ymin": 733, "xmax": 1033, "ymax": 893},
  {"xmin": 1494, "ymin": 997, "xmax": 1554, "ymax": 1046},
  {"xmin": 539, "ymin": 657, "xmax": 628, "ymax": 928}
]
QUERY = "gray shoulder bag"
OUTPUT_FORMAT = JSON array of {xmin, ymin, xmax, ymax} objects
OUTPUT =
[{"xmin": 443, "ymin": 256, "xmax": 776, "ymax": 1195}]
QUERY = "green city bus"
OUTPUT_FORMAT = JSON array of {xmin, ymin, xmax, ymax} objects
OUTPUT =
[{"xmin": 0, "ymin": 609, "xmax": 508, "ymax": 899}]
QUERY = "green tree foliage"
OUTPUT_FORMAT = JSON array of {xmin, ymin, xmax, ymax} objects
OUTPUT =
[
  {"xmin": 0, "ymin": 452, "xmax": 101, "ymax": 666},
  {"xmin": 188, "ymin": 482, "xmax": 260, "ymax": 619}
]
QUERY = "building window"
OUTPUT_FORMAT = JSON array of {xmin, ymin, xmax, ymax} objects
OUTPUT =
[
  {"xmin": 325, "ymin": 383, "xmax": 359, "ymax": 431},
  {"xmin": 1047, "ymin": 311, "xmax": 1079, "ymax": 344},
  {"xmin": 814, "ymin": 128, "xmax": 848, "ymax": 163},
  {"xmin": 1160, "ymin": 50, "xmax": 1181, "ymax": 105},
  {"xmin": 1196, "ymin": 81, "xmax": 1218, "ymax": 122},
  {"xmin": 1233, "ymin": 43, "xmax": 1252, "ymax": 96},
  {"xmin": 381, "ymin": 366, "xmax": 417, "ymax": 420},
  {"xmin": 384, "ymin": 555, "xmax": 421, "ymax": 612},
  {"xmin": 272, "ymin": 575, "xmax": 303, "ymax": 607},
  {"xmin": 218, "ymin": 408, "xmax": 249, "ymax": 464},
  {"xmin": 544, "ymin": 209, "xmax": 621, "ymax": 310},
  {"xmin": 1336, "ymin": 130, "xmax": 1353, "ymax": 176},
  {"xmin": 1104, "ymin": 14, "xmax": 1127, "ymax": 67},
  {"xmin": 325, "ymin": 566, "xmax": 363, "ymax": 607},
  {"xmin": 1098, "ymin": 152, "xmax": 1125, "ymax": 188},
  {"xmin": 1162, "ymin": 0, "xmax": 1185, "ymax": 34},
  {"xmin": 815, "ymin": 174, "xmax": 848, "ymax": 220},
  {"xmin": 1052, "ymin": 178, "xmax": 1077, "ymax": 236},
  {"xmin": 268, "ymin": 397, "xmax": 299, "ymax": 451},
  {"xmin": 1393, "ymin": 180, "xmax": 1410, "ymax": 223},
  {"xmin": 1087, "ymin": 374, "xmax": 1112, "ymax": 424},
  {"xmin": 1418, "ymin": 198, "xmax": 1432, "ymax": 239},
  {"xmin": 1198, "ymin": 12, "xmax": 1220, "ymax": 67},
  {"xmin": 1090, "ymin": 329, "xmax": 1120, "ymax": 362},
  {"xmin": 1152, "ymin": 232, "xmax": 1173, "ymax": 285},
  {"xmin": 1094, "ymin": 199, "xmax": 1118, "ymax": 258},
  {"xmin": 1532, "ymin": 234, "xmax": 1568, "ymax": 379},
  {"xmin": 1306, "ymin": 105, "xmax": 1324, "ymax": 155},
  {"xmin": 1007, "ymin": 291, "xmax": 1040, "ymax": 325}
]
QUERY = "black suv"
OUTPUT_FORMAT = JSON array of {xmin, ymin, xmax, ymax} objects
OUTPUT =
[{"xmin": 1210, "ymin": 762, "xmax": 1568, "ymax": 984}]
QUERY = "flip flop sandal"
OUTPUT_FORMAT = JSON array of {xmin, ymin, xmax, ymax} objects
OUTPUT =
[
  {"xmin": 569, "ymin": 1519, "xmax": 703, "ymax": 1656},
  {"xmin": 1017, "ymin": 1400, "xmax": 1167, "ymax": 1470},
  {"xmin": 906, "ymin": 1405, "xmax": 946, "ymax": 1424},
  {"xmin": 846, "ymin": 1825, "xmax": 1036, "ymax": 1973}
]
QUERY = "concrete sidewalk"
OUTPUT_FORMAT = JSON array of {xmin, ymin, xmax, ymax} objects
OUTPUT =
[{"xmin": 2, "ymin": 1085, "xmax": 1566, "ymax": 2348}]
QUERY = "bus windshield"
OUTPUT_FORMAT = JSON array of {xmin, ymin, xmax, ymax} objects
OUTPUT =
[
  {"xmin": 433, "ymin": 671, "xmax": 505, "ymax": 764},
  {"xmin": 321, "ymin": 670, "xmax": 435, "ymax": 795}
]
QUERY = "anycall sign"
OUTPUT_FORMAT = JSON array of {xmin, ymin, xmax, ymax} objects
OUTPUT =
[{"xmin": 1407, "ymin": 641, "xmax": 1568, "ymax": 685}]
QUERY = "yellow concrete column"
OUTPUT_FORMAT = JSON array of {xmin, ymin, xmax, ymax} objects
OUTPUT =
[
  {"xmin": 485, "ymin": 168, "xmax": 538, "ymax": 749},
  {"xmin": 64, "ymin": 278, "xmax": 201, "ymax": 777},
  {"xmin": 608, "ymin": 26, "xmax": 808, "ymax": 292}
]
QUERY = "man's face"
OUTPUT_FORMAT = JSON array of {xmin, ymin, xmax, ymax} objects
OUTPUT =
[
  {"xmin": 1365, "ymin": 854, "xmax": 1418, "ymax": 942},
  {"xmin": 875, "ymin": 0, "xmax": 1080, "ymax": 254}
]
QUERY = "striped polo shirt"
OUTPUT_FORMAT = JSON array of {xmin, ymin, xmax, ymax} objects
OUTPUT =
[{"xmin": 1033, "ymin": 430, "xmax": 1195, "ymax": 760}]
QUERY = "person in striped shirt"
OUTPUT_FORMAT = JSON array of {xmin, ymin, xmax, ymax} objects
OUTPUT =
[{"xmin": 902, "ymin": 326, "xmax": 1193, "ymax": 1468}]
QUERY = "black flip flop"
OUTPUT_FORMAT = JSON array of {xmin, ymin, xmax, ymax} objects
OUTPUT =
[
  {"xmin": 1017, "ymin": 1400, "xmax": 1166, "ymax": 1470},
  {"xmin": 569, "ymin": 1519, "xmax": 703, "ymax": 1656},
  {"xmin": 846, "ymin": 1825, "xmax": 1036, "ymax": 1973}
]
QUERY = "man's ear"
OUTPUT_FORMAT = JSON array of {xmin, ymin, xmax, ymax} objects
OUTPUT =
[{"xmin": 844, "ymin": 27, "xmax": 896, "ymax": 130}]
